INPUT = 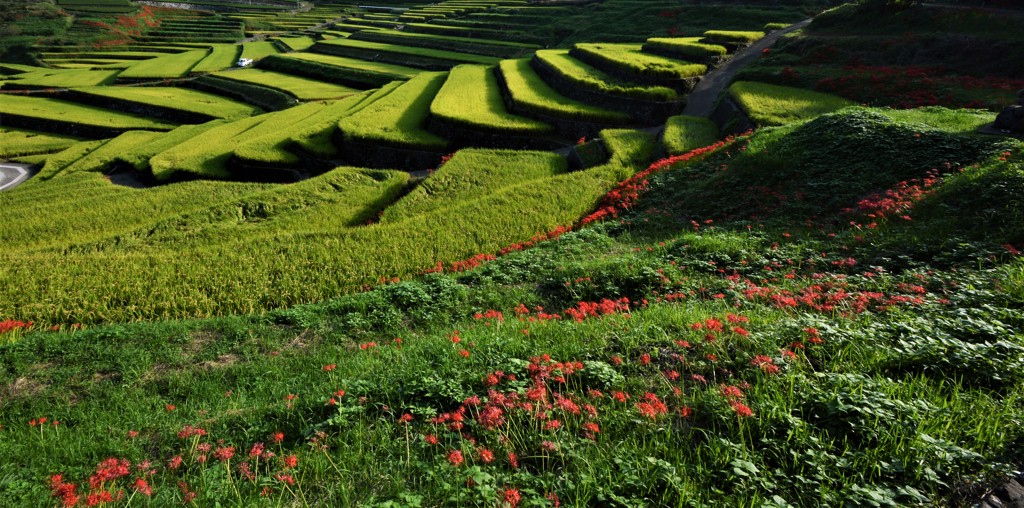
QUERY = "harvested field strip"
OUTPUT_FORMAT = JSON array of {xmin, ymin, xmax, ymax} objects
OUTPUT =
[
  {"xmin": 0, "ymin": 128, "xmax": 80, "ymax": 158},
  {"xmin": 2, "ymin": 96, "xmax": 176, "ymax": 132},
  {"xmin": 313, "ymin": 39, "xmax": 501, "ymax": 65},
  {"xmin": 572, "ymin": 43, "xmax": 706, "ymax": 80},
  {"xmin": 728, "ymin": 81, "xmax": 855, "ymax": 126},
  {"xmin": 534, "ymin": 50, "xmax": 677, "ymax": 101},
  {"xmin": 290, "ymin": 87, "xmax": 398, "ymax": 157},
  {"xmin": 381, "ymin": 148, "xmax": 565, "ymax": 222},
  {"xmin": 212, "ymin": 69, "xmax": 358, "ymax": 100},
  {"xmin": 498, "ymin": 59, "xmax": 630, "ymax": 124},
  {"xmin": 430, "ymin": 64, "xmax": 552, "ymax": 135},
  {"xmin": 72, "ymin": 86, "xmax": 260, "ymax": 120},
  {"xmin": 339, "ymin": 71, "xmax": 449, "ymax": 151},
  {"xmin": 118, "ymin": 49, "xmax": 209, "ymax": 79},
  {"xmin": 0, "ymin": 69, "xmax": 120, "ymax": 88},
  {"xmin": 149, "ymin": 116, "xmax": 266, "ymax": 180},
  {"xmin": 0, "ymin": 130, "xmax": 653, "ymax": 323},
  {"xmin": 191, "ymin": 44, "xmax": 242, "ymax": 73}
]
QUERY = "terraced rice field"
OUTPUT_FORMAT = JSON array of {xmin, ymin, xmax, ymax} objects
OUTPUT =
[
  {"xmin": 430, "ymin": 64, "xmax": 552, "ymax": 136},
  {"xmin": 212, "ymin": 68, "xmax": 358, "ymax": 100}
]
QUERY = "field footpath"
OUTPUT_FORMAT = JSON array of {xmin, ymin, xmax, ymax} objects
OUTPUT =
[
  {"xmin": 0, "ymin": 163, "xmax": 34, "ymax": 192},
  {"xmin": 683, "ymin": 18, "xmax": 812, "ymax": 118}
]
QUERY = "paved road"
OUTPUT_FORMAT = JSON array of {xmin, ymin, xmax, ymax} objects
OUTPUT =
[
  {"xmin": 682, "ymin": 18, "xmax": 812, "ymax": 118},
  {"xmin": 0, "ymin": 163, "xmax": 34, "ymax": 192}
]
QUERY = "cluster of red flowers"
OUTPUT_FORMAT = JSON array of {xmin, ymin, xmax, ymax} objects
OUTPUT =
[
  {"xmin": 580, "ymin": 134, "xmax": 750, "ymax": 227},
  {"xmin": 562, "ymin": 297, "xmax": 632, "ymax": 322},
  {"xmin": 814, "ymin": 65, "xmax": 1024, "ymax": 110},
  {"xmin": 0, "ymin": 319, "xmax": 33, "ymax": 334},
  {"xmin": 50, "ymin": 457, "xmax": 155, "ymax": 507},
  {"xmin": 844, "ymin": 170, "xmax": 942, "ymax": 227}
]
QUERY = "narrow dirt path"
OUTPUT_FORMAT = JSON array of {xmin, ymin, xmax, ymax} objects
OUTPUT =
[
  {"xmin": 682, "ymin": 18, "xmax": 811, "ymax": 118},
  {"xmin": 0, "ymin": 163, "xmax": 35, "ymax": 192}
]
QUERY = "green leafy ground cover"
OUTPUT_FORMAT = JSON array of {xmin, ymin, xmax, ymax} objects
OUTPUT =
[
  {"xmin": 0, "ymin": 109, "xmax": 1021, "ymax": 507},
  {"xmin": 737, "ymin": 2, "xmax": 1024, "ymax": 112},
  {"xmin": 430, "ymin": 64, "xmax": 552, "ymax": 136}
]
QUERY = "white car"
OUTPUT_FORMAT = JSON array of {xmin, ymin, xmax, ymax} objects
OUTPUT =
[{"xmin": 236, "ymin": 58, "xmax": 254, "ymax": 67}]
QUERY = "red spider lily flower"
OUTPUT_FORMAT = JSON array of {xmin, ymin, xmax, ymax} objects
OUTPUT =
[
  {"xmin": 165, "ymin": 405, "xmax": 175, "ymax": 412},
  {"xmin": 541, "ymin": 440, "xmax": 558, "ymax": 452},
  {"xmin": 272, "ymin": 432, "xmax": 285, "ymax": 444},
  {"xmin": 283, "ymin": 455, "xmax": 298, "ymax": 469},
  {"xmin": 322, "ymin": 364, "xmax": 336, "ymax": 371},
  {"xmin": 447, "ymin": 450, "xmax": 464, "ymax": 467},
  {"xmin": 133, "ymin": 478, "xmax": 153, "ymax": 496},
  {"xmin": 639, "ymin": 353, "xmax": 651, "ymax": 366},
  {"xmin": 458, "ymin": 349, "xmax": 470, "ymax": 358},
  {"xmin": 731, "ymin": 401, "xmax": 755, "ymax": 418},
  {"xmin": 126, "ymin": 430, "xmax": 138, "ymax": 439},
  {"xmin": 423, "ymin": 434, "xmax": 439, "ymax": 445},
  {"xmin": 612, "ymin": 391, "xmax": 630, "ymax": 403},
  {"xmin": 545, "ymin": 419, "xmax": 562, "ymax": 431},
  {"xmin": 214, "ymin": 447, "xmax": 235, "ymax": 462},
  {"xmin": 546, "ymin": 492, "xmax": 561, "ymax": 507},
  {"xmin": 508, "ymin": 452, "xmax": 519, "ymax": 468},
  {"xmin": 49, "ymin": 474, "xmax": 79, "ymax": 508},
  {"xmin": 720, "ymin": 385, "xmax": 744, "ymax": 400},
  {"xmin": 167, "ymin": 456, "xmax": 183, "ymax": 470},
  {"xmin": 478, "ymin": 448, "xmax": 495, "ymax": 463},
  {"xmin": 752, "ymin": 355, "xmax": 780, "ymax": 374},
  {"xmin": 610, "ymin": 355, "xmax": 623, "ymax": 366},
  {"xmin": 275, "ymin": 474, "xmax": 296, "ymax": 486},
  {"xmin": 249, "ymin": 443, "xmax": 265, "ymax": 458},
  {"xmin": 680, "ymin": 406, "xmax": 693, "ymax": 418},
  {"xmin": 89, "ymin": 458, "xmax": 131, "ymax": 489},
  {"xmin": 85, "ymin": 490, "xmax": 114, "ymax": 506},
  {"xmin": 398, "ymin": 413, "xmax": 414, "ymax": 424},
  {"xmin": 503, "ymin": 488, "xmax": 522, "ymax": 507}
]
